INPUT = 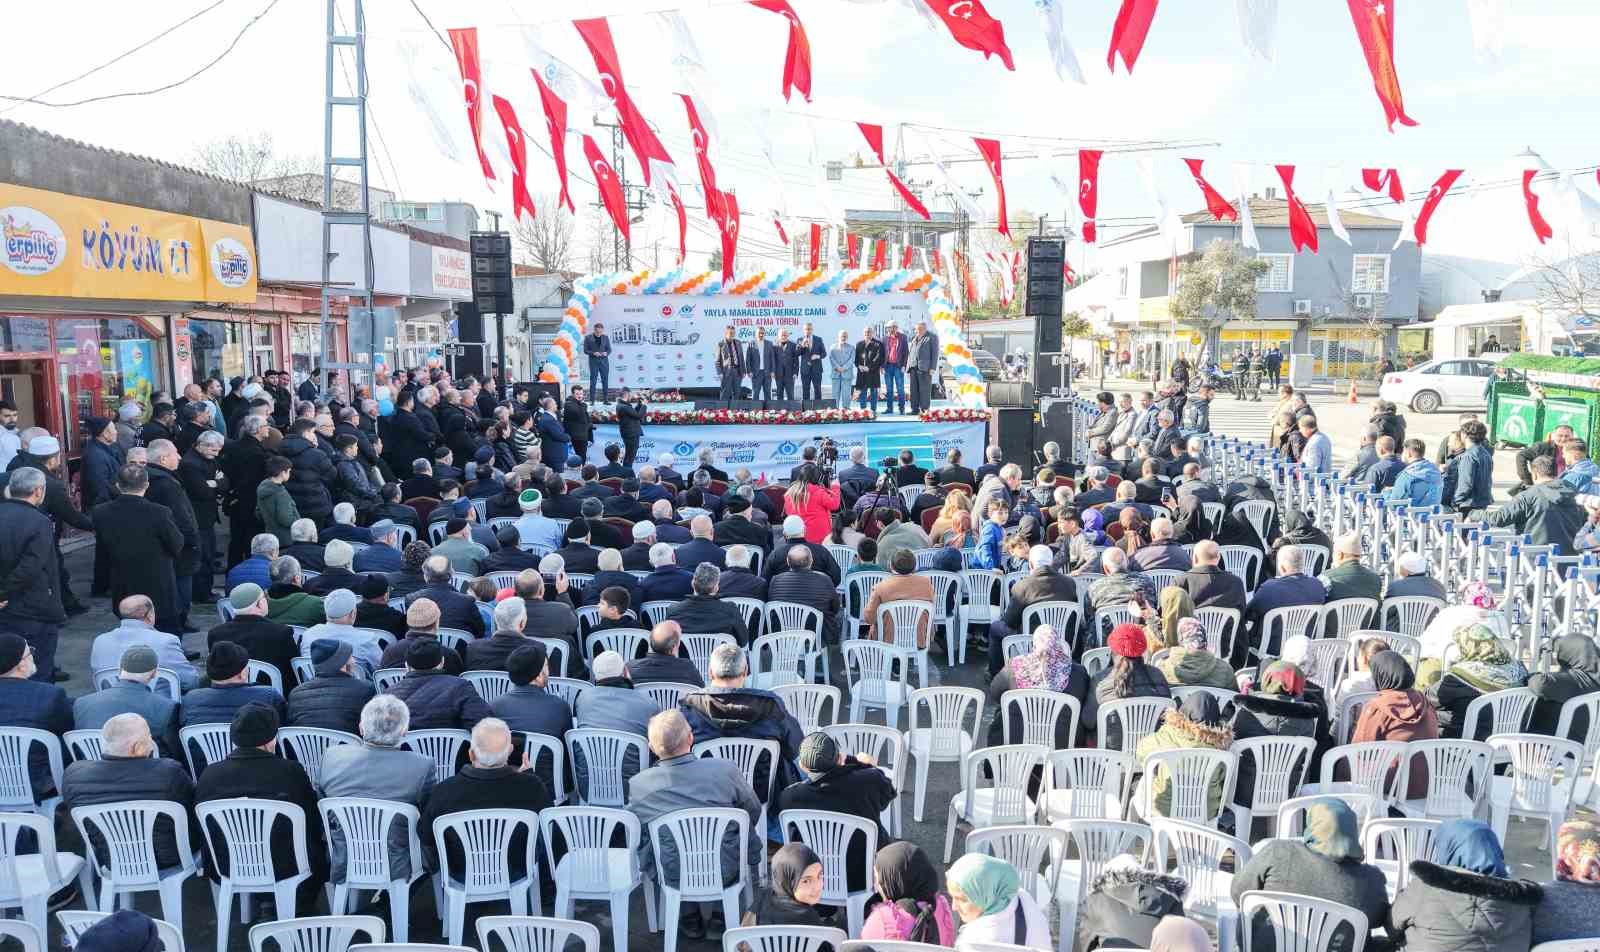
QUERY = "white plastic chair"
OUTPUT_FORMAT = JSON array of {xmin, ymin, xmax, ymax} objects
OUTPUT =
[
  {"xmin": 964, "ymin": 824, "xmax": 1070, "ymax": 948},
  {"xmin": 59, "ymin": 912, "xmax": 184, "ymax": 952},
  {"xmin": 196, "ymin": 799, "xmax": 313, "ymax": 952},
  {"xmin": 646, "ymin": 807, "xmax": 749, "ymax": 952},
  {"xmin": 750, "ymin": 631, "xmax": 817, "ymax": 690},
  {"xmin": 1300, "ymin": 639, "xmax": 1351, "ymax": 689},
  {"xmin": 826, "ymin": 544, "xmax": 859, "ymax": 580},
  {"xmin": 1135, "ymin": 747, "xmax": 1239, "ymax": 829},
  {"xmin": 319, "ymin": 798, "xmax": 425, "ymax": 942},
  {"xmin": 244, "ymin": 659, "xmax": 285, "ymax": 694},
  {"xmin": 1232, "ymin": 736, "xmax": 1316, "ymax": 836},
  {"xmin": 681, "ymin": 632, "xmax": 738, "ymax": 682},
  {"xmin": 844, "ymin": 572, "xmax": 888, "ymax": 638},
  {"xmin": 923, "ymin": 570, "xmax": 966, "ymax": 665},
  {"xmin": 726, "ymin": 597, "xmax": 767, "ymax": 641},
  {"xmin": 178, "ymin": 722, "xmax": 234, "ymax": 780},
  {"xmin": 1151, "ymin": 818, "xmax": 1252, "ymax": 952},
  {"xmin": 1557, "ymin": 693, "xmax": 1600, "ymax": 804},
  {"xmin": 640, "ymin": 600, "xmax": 677, "ymax": 627},
  {"xmin": 401, "ymin": 729, "xmax": 470, "ymax": 783},
  {"xmin": 1041, "ymin": 749, "xmax": 1131, "ymax": 823},
  {"xmin": 1398, "ymin": 739, "xmax": 1494, "ymax": 820},
  {"xmin": 638, "ymin": 681, "xmax": 696, "ymax": 713},
  {"xmin": 1335, "ymin": 690, "xmax": 1382, "ymax": 747},
  {"xmin": 92, "ymin": 668, "xmax": 182, "ymax": 701},
  {"xmin": 546, "ymin": 677, "xmax": 591, "ymax": 710},
  {"xmin": 962, "ymin": 570, "xmax": 1004, "ymax": 663},
  {"xmin": 1097, "ymin": 696, "xmax": 1174, "ymax": 755},
  {"xmin": 431, "ymin": 808, "xmax": 542, "ymax": 945},
  {"xmin": 822, "ymin": 722, "xmax": 908, "ymax": 837},
  {"xmin": 1301, "ymin": 543, "xmax": 1332, "ymax": 578},
  {"xmin": 1361, "ymin": 817, "xmax": 1440, "ymax": 899},
  {"xmin": 1276, "ymin": 793, "xmax": 1378, "ymax": 837},
  {"xmin": 842, "ymin": 640, "xmax": 912, "ymax": 728},
  {"xmin": 1021, "ymin": 600, "xmax": 1083, "ymax": 654},
  {"xmin": 876, "ymin": 600, "xmax": 934, "ymax": 689},
  {"xmin": 277, "ymin": 727, "xmax": 360, "ymax": 787},
  {"xmin": 905, "ymin": 686, "xmax": 984, "ymax": 823},
  {"xmin": 1488, "ymin": 733, "xmax": 1584, "ymax": 855},
  {"xmin": 1170, "ymin": 686, "xmax": 1239, "ymax": 708},
  {"xmin": 517, "ymin": 733, "xmax": 568, "ymax": 806},
  {"xmin": 436, "ymin": 628, "xmax": 473, "ymax": 655},
  {"xmin": 373, "ymin": 668, "xmax": 407, "ymax": 692},
  {"xmin": 1054, "ymin": 819, "xmax": 1152, "ymax": 948},
  {"xmin": 72, "ymin": 800, "xmax": 201, "ymax": 932},
  {"xmin": 1082, "ymin": 647, "xmax": 1113, "ymax": 679},
  {"xmin": 0, "ymin": 811, "xmax": 91, "ymax": 937},
  {"xmin": 539, "ymin": 807, "xmax": 655, "ymax": 952},
  {"xmin": 1343, "ymin": 631, "xmax": 1422, "ymax": 673},
  {"xmin": 1236, "ymin": 500, "xmax": 1276, "ymax": 549},
  {"xmin": 780, "ymin": 809, "xmax": 879, "ymax": 935},
  {"xmin": 462, "ymin": 670, "xmax": 513, "ymax": 704},
  {"xmin": 774, "ymin": 683, "xmax": 840, "ymax": 734},
  {"xmin": 694, "ymin": 738, "xmax": 781, "ymax": 870},
  {"xmin": 1236, "ymin": 890, "xmax": 1369, "ymax": 952},
  {"xmin": 1091, "ymin": 604, "xmax": 1139, "ymax": 649},
  {"xmin": 1255, "ymin": 604, "xmax": 1321, "ymax": 661},
  {"xmin": 1381, "ymin": 595, "xmax": 1446, "ymax": 638},
  {"xmin": 477, "ymin": 917, "xmax": 600, "ymax": 952},
  {"xmin": 0, "ymin": 920, "xmax": 41, "ymax": 952},
  {"xmin": 1000, "ymin": 689, "xmax": 1081, "ymax": 750},
  {"xmin": 584, "ymin": 628, "xmax": 649, "ymax": 662},
  {"xmin": 944, "ymin": 744, "xmax": 1046, "ymax": 862},
  {"xmin": 351, "ymin": 945, "xmax": 469, "ymax": 952},
  {"xmin": 1461, "ymin": 687, "xmax": 1539, "ymax": 742},
  {"xmin": 1220, "ymin": 545, "xmax": 1263, "ymax": 591},
  {"xmin": 249, "ymin": 916, "xmax": 385, "ymax": 952},
  {"xmin": 0, "ymin": 727, "xmax": 64, "ymax": 814},
  {"xmin": 1309, "ymin": 741, "xmax": 1408, "ymax": 806},
  {"xmin": 1196, "ymin": 606, "xmax": 1242, "ymax": 659},
  {"xmin": 722, "ymin": 926, "xmax": 848, "ymax": 952},
  {"xmin": 566, "ymin": 729, "xmax": 649, "ymax": 807},
  {"xmin": 767, "ymin": 602, "xmax": 828, "ymax": 681}
]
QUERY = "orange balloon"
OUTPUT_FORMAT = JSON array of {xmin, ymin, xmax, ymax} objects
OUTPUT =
[{"xmin": 539, "ymin": 370, "xmax": 558, "ymax": 382}]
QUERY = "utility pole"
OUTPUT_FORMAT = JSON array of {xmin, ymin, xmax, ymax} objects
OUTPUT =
[
  {"xmin": 592, "ymin": 120, "xmax": 649, "ymax": 271},
  {"xmin": 318, "ymin": 0, "xmax": 374, "ymax": 397}
]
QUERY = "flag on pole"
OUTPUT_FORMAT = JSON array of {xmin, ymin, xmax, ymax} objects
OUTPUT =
[
  {"xmin": 1324, "ymin": 166, "xmax": 1351, "ymax": 244},
  {"xmin": 1235, "ymin": 0, "xmax": 1278, "ymax": 61},
  {"xmin": 1523, "ymin": 169, "xmax": 1555, "ymax": 244},
  {"xmin": 1275, "ymin": 165, "xmax": 1319, "ymax": 253},
  {"xmin": 902, "ymin": 245, "xmax": 915, "ymax": 269},
  {"xmin": 1107, "ymin": 0, "xmax": 1161, "ymax": 74},
  {"xmin": 1345, "ymin": 0, "xmax": 1419, "ymax": 131},
  {"xmin": 809, "ymin": 223, "xmax": 823, "ymax": 270},
  {"xmin": 858, "ymin": 123, "xmax": 931, "ymax": 220},
  {"xmin": 847, "ymin": 234, "xmax": 863, "ymax": 269},
  {"xmin": 975, "ymin": 138, "xmax": 1009, "ymax": 238},
  {"xmin": 446, "ymin": 28, "xmax": 495, "ymax": 187},
  {"xmin": 748, "ymin": 1, "xmax": 813, "ymax": 102},
  {"xmin": 668, "ymin": 185, "xmax": 687, "ymax": 265},
  {"xmin": 1234, "ymin": 163, "xmax": 1260, "ymax": 249},
  {"xmin": 584, "ymin": 134, "xmax": 629, "ymax": 243},
  {"xmin": 715, "ymin": 191, "xmax": 740, "ymax": 281},
  {"xmin": 680, "ymin": 95, "xmax": 723, "ymax": 224},
  {"xmin": 871, "ymin": 239, "xmax": 887, "ymax": 271},
  {"xmin": 1361, "ymin": 167, "xmax": 1406, "ymax": 203},
  {"xmin": 490, "ymin": 96, "xmax": 536, "ymax": 224},
  {"xmin": 923, "ymin": 0, "xmax": 1015, "ymax": 69},
  {"xmin": 773, "ymin": 217, "xmax": 790, "ymax": 245},
  {"xmin": 1078, "ymin": 150, "xmax": 1103, "ymax": 243}
]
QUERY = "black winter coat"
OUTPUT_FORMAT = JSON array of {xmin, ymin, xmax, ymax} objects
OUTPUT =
[
  {"xmin": 58, "ymin": 755, "xmax": 202, "ymax": 871},
  {"xmin": 287, "ymin": 673, "xmax": 376, "ymax": 735},
  {"xmin": 389, "ymin": 670, "xmax": 493, "ymax": 730},
  {"xmin": 92, "ymin": 494, "xmax": 183, "ymax": 623},
  {"xmin": 1084, "ymin": 662, "xmax": 1171, "ymax": 750},
  {"xmin": 278, "ymin": 435, "xmax": 334, "ymax": 525},
  {"xmin": 80, "ymin": 440, "xmax": 123, "ymax": 508},
  {"xmin": 774, "ymin": 758, "xmax": 896, "ymax": 892},
  {"xmin": 0, "ymin": 497, "xmax": 65, "ymax": 624},
  {"xmin": 1076, "ymin": 866, "xmax": 1187, "ymax": 952},
  {"xmin": 196, "ymin": 747, "xmax": 328, "ymax": 882},
  {"xmin": 380, "ymin": 409, "xmax": 434, "ymax": 476},
  {"xmin": 333, "ymin": 457, "xmax": 381, "ymax": 514},
  {"xmin": 178, "ymin": 449, "xmax": 223, "ymax": 528},
  {"xmin": 220, "ymin": 435, "xmax": 271, "ymax": 520},
  {"xmin": 616, "ymin": 400, "xmax": 646, "ymax": 440},
  {"xmin": 145, "ymin": 465, "xmax": 200, "ymax": 576},
  {"xmin": 208, "ymin": 615, "xmax": 301, "ymax": 689},
  {"xmin": 1228, "ymin": 692, "xmax": 1321, "ymax": 807}
]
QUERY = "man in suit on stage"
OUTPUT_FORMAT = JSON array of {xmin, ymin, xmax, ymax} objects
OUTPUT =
[
  {"xmin": 745, "ymin": 327, "xmax": 777, "ymax": 403},
  {"xmin": 854, "ymin": 327, "xmax": 885, "ymax": 413},
  {"xmin": 882, "ymin": 321, "xmax": 910, "ymax": 415},
  {"xmin": 583, "ymin": 323, "xmax": 612, "ymax": 402},
  {"xmin": 907, "ymin": 320, "xmax": 940, "ymax": 413},
  {"xmin": 715, "ymin": 326, "xmax": 745, "ymax": 405},
  {"xmin": 797, "ymin": 321, "xmax": 827, "ymax": 403},
  {"xmin": 774, "ymin": 329, "xmax": 799, "ymax": 402}
]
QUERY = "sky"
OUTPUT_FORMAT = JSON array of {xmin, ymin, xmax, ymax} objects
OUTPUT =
[{"xmin": 5, "ymin": 0, "xmax": 1599, "ymax": 275}]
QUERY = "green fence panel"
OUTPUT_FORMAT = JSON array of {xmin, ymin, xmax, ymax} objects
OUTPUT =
[{"xmin": 1493, "ymin": 393, "xmax": 1541, "ymax": 445}]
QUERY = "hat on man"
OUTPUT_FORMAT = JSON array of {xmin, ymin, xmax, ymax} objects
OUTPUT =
[
  {"xmin": 452, "ymin": 498, "xmax": 473, "ymax": 518},
  {"xmin": 782, "ymin": 515, "xmax": 806, "ymax": 538},
  {"xmin": 229, "ymin": 582, "xmax": 264, "ymax": 612},
  {"xmin": 360, "ymin": 573, "xmax": 390, "ymax": 599},
  {"xmin": 631, "ymin": 521, "xmax": 655, "ymax": 542},
  {"xmin": 323, "ymin": 588, "xmax": 359, "ymax": 621},
  {"xmin": 0, "ymin": 634, "xmax": 26, "ymax": 674},
  {"xmin": 474, "ymin": 445, "xmax": 494, "ymax": 465},
  {"xmin": 580, "ymin": 497, "xmax": 604, "ymax": 519},
  {"xmin": 496, "ymin": 525, "xmax": 521, "ymax": 547},
  {"xmin": 308, "ymin": 638, "xmax": 353, "ymax": 676},
  {"xmin": 84, "ymin": 416, "xmax": 112, "ymax": 438},
  {"xmin": 798, "ymin": 731, "xmax": 840, "ymax": 774},
  {"xmin": 75, "ymin": 909, "xmax": 161, "ymax": 952},
  {"xmin": 31, "ymin": 435, "xmax": 61, "ymax": 456},
  {"xmin": 241, "ymin": 383, "xmax": 263, "ymax": 399},
  {"xmin": 1397, "ymin": 551, "xmax": 1429, "ymax": 577},
  {"xmin": 564, "ymin": 521, "xmax": 589, "ymax": 542},
  {"xmin": 407, "ymin": 638, "xmax": 444, "ymax": 670},
  {"xmin": 120, "ymin": 645, "xmax": 158, "ymax": 675},
  {"xmin": 507, "ymin": 643, "xmax": 549, "ymax": 686},
  {"xmin": 445, "ymin": 517, "xmax": 469, "ymax": 535},
  {"xmin": 518, "ymin": 488, "xmax": 543, "ymax": 512},
  {"xmin": 592, "ymin": 650, "xmax": 626, "ymax": 681},
  {"xmin": 230, "ymin": 702, "xmax": 280, "ymax": 748},
  {"xmin": 368, "ymin": 518, "xmax": 397, "ymax": 538},
  {"xmin": 726, "ymin": 494, "xmax": 750, "ymax": 514},
  {"xmin": 206, "ymin": 641, "xmax": 250, "ymax": 681}
]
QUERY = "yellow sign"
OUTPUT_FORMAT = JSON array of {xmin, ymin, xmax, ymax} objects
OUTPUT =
[
  {"xmin": 0, "ymin": 183, "xmax": 257, "ymax": 304},
  {"xmin": 1221, "ymin": 328, "xmax": 1294, "ymax": 342}
]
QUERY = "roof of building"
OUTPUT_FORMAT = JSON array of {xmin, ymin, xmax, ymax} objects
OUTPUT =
[
  {"xmin": 1183, "ymin": 198, "xmax": 1400, "ymax": 230},
  {"xmin": 1, "ymin": 118, "xmax": 248, "ymax": 187}
]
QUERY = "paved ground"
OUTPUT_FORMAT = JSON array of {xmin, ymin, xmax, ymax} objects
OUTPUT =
[{"xmin": 41, "ymin": 384, "xmax": 1560, "ymax": 951}]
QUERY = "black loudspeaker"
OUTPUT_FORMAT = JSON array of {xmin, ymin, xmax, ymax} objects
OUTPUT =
[
  {"xmin": 452, "ymin": 302, "xmax": 486, "ymax": 380},
  {"xmin": 1026, "ymin": 237, "xmax": 1066, "ymax": 331},
  {"xmin": 987, "ymin": 380, "xmax": 1035, "ymax": 407},
  {"xmin": 1039, "ymin": 396, "xmax": 1076, "ymax": 472},
  {"xmin": 991, "ymin": 408, "xmax": 1035, "ymax": 465},
  {"xmin": 470, "ymin": 232, "xmax": 514, "ymax": 314}
]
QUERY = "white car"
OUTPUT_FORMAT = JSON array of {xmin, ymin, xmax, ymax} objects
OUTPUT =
[{"xmin": 1378, "ymin": 358, "xmax": 1496, "ymax": 413}]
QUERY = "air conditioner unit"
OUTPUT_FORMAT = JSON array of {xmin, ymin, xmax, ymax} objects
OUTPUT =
[
  {"xmin": 1293, "ymin": 299, "xmax": 1312, "ymax": 315},
  {"xmin": 1353, "ymin": 293, "xmax": 1374, "ymax": 309}
]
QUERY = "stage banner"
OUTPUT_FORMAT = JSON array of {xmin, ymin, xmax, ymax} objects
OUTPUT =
[
  {"xmin": 587, "ymin": 291, "xmax": 931, "ymax": 390},
  {"xmin": 589, "ymin": 418, "xmax": 985, "ymax": 481}
]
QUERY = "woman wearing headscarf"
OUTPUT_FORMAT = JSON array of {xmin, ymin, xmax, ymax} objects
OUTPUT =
[
  {"xmin": 1262, "ymin": 508, "xmax": 1331, "ymax": 581},
  {"xmin": 1079, "ymin": 507, "xmax": 1108, "ymax": 548},
  {"xmin": 1388, "ymin": 818, "xmax": 1542, "ymax": 952},
  {"xmin": 1350, "ymin": 650, "xmax": 1439, "ymax": 795},
  {"xmin": 1074, "ymin": 854, "xmax": 1187, "ymax": 952},
  {"xmin": 1533, "ymin": 818, "xmax": 1600, "ymax": 946},
  {"xmin": 1134, "ymin": 692, "xmax": 1234, "ymax": 820},
  {"xmin": 1418, "ymin": 580, "xmax": 1512, "ymax": 661},
  {"xmin": 1527, "ymin": 634, "xmax": 1600, "ymax": 737},
  {"xmin": 741, "ymin": 843, "xmax": 829, "ymax": 929},
  {"xmin": 986, "ymin": 624, "xmax": 1091, "ymax": 750},
  {"xmin": 1430, "ymin": 623, "xmax": 1530, "ymax": 740},
  {"xmin": 946, "ymin": 852, "xmax": 1051, "ymax": 951},
  {"xmin": 860, "ymin": 842, "xmax": 956, "ymax": 945},
  {"xmin": 1231, "ymin": 798, "xmax": 1389, "ymax": 952},
  {"xmin": 1144, "ymin": 587, "xmax": 1197, "ymax": 650},
  {"xmin": 1149, "ymin": 916, "xmax": 1210, "ymax": 952},
  {"xmin": 1155, "ymin": 617, "xmax": 1237, "ymax": 689},
  {"xmin": 1230, "ymin": 660, "xmax": 1322, "ymax": 814},
  {"xmin": 1084, "ymin": 623, "xmax": 1171, "ymax": 751}
]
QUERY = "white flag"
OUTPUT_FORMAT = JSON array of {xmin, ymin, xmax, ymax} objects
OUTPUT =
[
  {"xmin": 523, "ymin": 32, "xmax": 609, "ymax": 119},
  {"xmin": 824, "ymin": 224, "xmax": 840, "ymax": 270},
  {"xmin": 655, "ymin": 12, "xmax": 721, "ymax": 143},
  {"xmin": 1324, "ymin": 166, "xmax": 1351, "ymax": 244},
  {"xmin": 1235, "ymin": 0, "xmax": 1279, "ymax": 62},
  {"xmin": 1036, "ymin": 0, "xmax": 1087, "ymax": 84},
  {"xmin": 1467, "ymin": 0, "xmax": 1508, "ymax": 61},
  {"xmin": 1234, "ymin": 163, "xmax": 1260, "ymax": 250},
  {"xmin": 919, "ymin": 129, "xmax": 986, "ymax": 220},
  {"xmin": 938, "ymin": 232, "xmax": 957, "ymax": 279},
  {"xmin": 899, "ymin": 0, "xmax": 943, "ymax": 31},
  {"xmin": 1136, "ymin": 158, "xmax": 1182, "ymax": 253},
  {"xmin": 395, "ymin": 38, "xmax": 463, "ymax": 163}
]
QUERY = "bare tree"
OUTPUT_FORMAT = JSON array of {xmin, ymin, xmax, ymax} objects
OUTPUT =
[
  {"xmin": 1530, "ymin": 251, "xmax": 1600, "ymax": 318},
  {"xmin": 512, "ymin": 197, "xmax": 575, "ymax": 274},
  {"xmin": 190, "ymin": 131, "xmax": 320, "ymax": 198},
  {"xmin": 581, "ymin": 206, "xmax": 614, "ymax": 274}
]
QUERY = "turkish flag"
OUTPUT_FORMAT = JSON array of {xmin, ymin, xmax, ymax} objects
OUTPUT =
[
  {"xmin": 1361, "ymin": 167, "xmax": 1406, "ymax": 204},
  {"xmin": 716, "ymin": 190, "xmax": 741, "ymax": 281},
  {"xmin": 1184, "ymin": 158, "xmax": 1237, "ymax": 221},
  {"xmin": 773, "ymin": 217, "xmax": 789, "ymax": 245},
  {"xmin": 584, "ymin": 134, "xmax": 629, "ymax": 243},
  {"xmin": 1346, "ymin": 0, "xmax": 1418, "ymax": 131},
  {"xmin": 1108, "ymin": 0, "xmax": 1161, "ymax": 73},
  {"xmin": 1063, "ymin": 260, "xmax": 1077, "ymax": 283},
  {"xmin": 846, "ymin": 234, "xmax": 863, "ymax": 269},
  {"xmin": 446, "ymin": 28, "xmax": 495, "ymax": 186},
  {"xmin": 901, "ymin": 245, "xmax": 915, "ymax": 269},
  {"xmin": 530, "ymin": 69, "xmax": 574, "ymax": 214},
  {"xmin": 871, "ymin": 239, "xmax": 887, "ymax": 271},
  {"xmin": 679, "ymin": 94, "xmax": 724, "ymax": 225},
  {"xmin": 748, "ymin": 1, "xmax": 812, "ymax": 102},
  {"xmin": 858, "ymin": 123, "xmax": 931, "ymax": 220},
  {"xmin": 490, "ymin": 96, "xmax": 536, "ymax": 225},
  {"xmin": 931, "ymin": 248, "xmax": 944, "ymax": 275},
  {"xmin": 1079, "ymin": 149, "xmax": 1103, "ymax": 243},
  {"xmin": 1522, "ymin": 170, "xmax": 1554, "ymax": 244},
  {"xmin": 975, "ymin": 137, "xmax": 1009, "ymax": 238},
  {"xmin": 924, "ymin": 0, "xmax": 1015, "ymax": 70},
  {"xmin": 1275, "ymin": 165, "xmax": 1319, "ymax": 253},
  {"xmin": 959, "ymin": 252, "xmax": 977, "ymax": 304},
  {"xmin": 573, "ymin": 18, "xmax": 675, "ymax": 186},
  {"xmin": 668, "ymin": 185, "xmax": 687, "ymax": 265},
  {"xmin": 809, "ymin": 222, "xmax": 823, "ymax": 270},
  {"xmin": 1413, "ymin": 169, "xmax": 1463, "ymax": 245}
]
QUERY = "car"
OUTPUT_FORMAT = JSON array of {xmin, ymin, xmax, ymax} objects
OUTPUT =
[
  {"xmin": 938, "ymin": 348, "xmax": 1006, "ymax": 393},
  {"xmin": 1378, "ymin": 358, "xmax": 1497, "ymax": 413}
]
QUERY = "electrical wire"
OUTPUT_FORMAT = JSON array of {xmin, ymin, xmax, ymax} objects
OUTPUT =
[{"xmin": 0, "ymin": 0, "xmax": 284, "ymax": 108}]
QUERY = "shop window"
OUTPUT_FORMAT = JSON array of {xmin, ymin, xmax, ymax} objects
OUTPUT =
[
  {"xmin": 0, "ymin": 317, "xmax": 51, "ymax": 353},
  {"xmin": 1255, "ymin": 254, "xmax": 1293, "ymax": 293},
  {"xmin": 189, "ymin": 319, "xmax": 247, "ymax": 387},
  {"xmin": 55, "ymin": 317, "xmax": 168, "ymax": 451}
]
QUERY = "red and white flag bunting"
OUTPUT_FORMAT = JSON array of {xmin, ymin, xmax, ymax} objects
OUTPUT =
[
  {"xmin": 1108, "ymin": 0, "xmax": 1161, "ymax": 74},
  {"xmin": 1346, "ymin": 0, "xmax": 1418, "ymax": 132},
  {"xmin": 858, "ymin": 123, "xmax": 931, "ymax": 220},
  {"xmin": 489, "ymin": 95, "xmax": 536, "ymax": 224},
  {"xmin": 446, "ymin": 28, "xmax": 495, "ymax": 188},
  {"xmin": 923, "ymin": 0, "xmax": 1015, "ymax": 70},
  {"xmin": 584, "ymin": 134, "xmax": 629, "ymax": 243},
  {"xmin": 1078, "ymin": 150, "xmax": 1103, "ymax": 243},
  {"xmin": 975, "ymin": 138, "xmax": 1009, "ymax": 238},
  {"xmin": 1522, "ymin": 170, "xmax": 1555, "ymax": 244},
  {"xmin": 1275, "ymin": 165, "xmax": 1319, "ymax": 254},
  {"xmin": 573, "ymin": 18, "xmax": 676, "ymax": 187},
  {"xmin": 748, "ymin": 1, "xmax": 813, "ymax": 102},
  {"xmin": 1184, "ymin": 158, "xmax": 1238, "ymax": 222}
]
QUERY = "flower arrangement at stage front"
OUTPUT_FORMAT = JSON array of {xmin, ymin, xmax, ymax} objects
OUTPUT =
[
  {"xmin": 920, "ymin": 408, "xmax": 991, "ymax": 422},
  {"xmin": 590, "ymin": 406, "xmax": 875, "ymax": 426},
  {"xmin": 637, "ymin": 389, "xmax": 683, "ymax": 403}
]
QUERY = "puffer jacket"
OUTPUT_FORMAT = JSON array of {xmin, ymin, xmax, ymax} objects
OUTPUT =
[
  {"xmin": 256, "ymin": 478, "xmax": 299, "ymax": 546},
  {"xmin": 387, "ymin": 670, "xmax": 493, "ymax": 731},
  {"xmin": 681, "ymin": 686, "xmax": 805, "ymax": 792},
  {"xmin": 1389, "ymin": 459, "xmax": 1444, "ymax": 508},
  {"xmin": 278, "ymin": 435, "xmax": 334, "ymax": 524},
  {"xmin": 287, "ymin": 673, "xmax": 377, "ymax": 735},
  {"xmin": 1229, "ymin": 692, "xmax": 1322, "ymax": 807},
  {"xmin": 1084, "ymin": 662, "xmax": 1171, "ymax": 751},
  {"xmin": 1389, "ymin": 861, "xmax": 1542, "ymax": 952},
  {"xmin": 57, "ymin": 755, "xmax": 203, "ymax": 871},
  {"xmin": 1155, "ymin": 647, "xmax": 1236, "ymax": 690},
  {"xmin": 332, "ymin": 456, "xmax": 381, "ymax": 515},
  {"xmin": 1134, "ymin": 704, "xmax": 1232, "ymax": 817},
  {"xmin": 1074, "ymin": 866, "xmax": 1187, "ymax": 952}
]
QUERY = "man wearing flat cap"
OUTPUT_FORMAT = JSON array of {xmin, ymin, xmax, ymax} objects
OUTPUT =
[
  {"xmin": 196, "ymin": 702, "xmax": 328, "ymax": 907},
  {"xmin": 301, "ymin": 588, "xmax": 386, "ymax": 674},
  {"xmin": 73, "ymin": 646, "xmax": 182, "ymax": 759},
  {"xmin": 775, "ymin": 731, "xmax": 896, "ymax": 894},
  {"xmin": 388, "ymin": 638, "xmax": 492, "ymax": 731},
  {"xmin": 181, "ymin": 641, "xmax": 286, "ymax": 728},
  {"xmin": 73, "ymin": 909, "xmax": 164, "ymax": 952},
  {"xmin": 287, "ymin": 638, "xmax": 377, "ymax": 735},
  {"xmin": 207, "ymin": 582, "xmax": 300, "ymax": 689}
]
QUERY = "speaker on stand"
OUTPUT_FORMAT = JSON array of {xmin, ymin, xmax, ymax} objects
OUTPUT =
[
  {"xmin": 990, "ymin": 408, "xmax": 1035, "ymax": 466},
  {"xmin": 1026, "ymin": 236, "xmax": 1066, "ymax": 395}
]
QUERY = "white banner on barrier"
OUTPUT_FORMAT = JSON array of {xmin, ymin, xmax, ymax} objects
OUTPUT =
[
  {"xmin": 587, "ymin": 291, "xmax": 931, "ymax": 390},
  {"xmin": 589, "ymin": 419, "xmax": 986, "ymax": 481}
]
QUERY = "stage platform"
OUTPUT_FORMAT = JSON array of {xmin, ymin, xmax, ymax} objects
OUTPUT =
[{"xmin": 590, "ymin": 405, "xmax": 987, "ymax": 481}]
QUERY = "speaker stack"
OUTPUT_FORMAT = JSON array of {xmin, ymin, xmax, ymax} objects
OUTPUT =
[{"xmin": 1026, "ymin": 236, "xmax": 1067, "ymax": 394}]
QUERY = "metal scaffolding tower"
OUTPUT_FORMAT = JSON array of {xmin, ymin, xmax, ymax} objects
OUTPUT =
[{"xmin": 318, "ymin": 0, "xmax": 375, "ymax": 394}]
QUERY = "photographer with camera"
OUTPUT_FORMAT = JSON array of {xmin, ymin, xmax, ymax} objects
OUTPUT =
[
  {"xmin": 850, "ymin": 456, "xmax": 908, "ymax": 531},
  {"xmin": 781, "ymin": 463, "xmax": 841, "ymax": 544}
]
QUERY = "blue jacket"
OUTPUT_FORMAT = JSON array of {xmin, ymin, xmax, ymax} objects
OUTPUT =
[
  {"xmin": 353, "ymin": 543, "xmax": 403, "ymax": 574},
  {"xmin": 179, "ymin": 683, "xmax": 286, "ymax": 727},
  {"xmin": 73, "ymin": 681, "xmax": 182, "ymax": 759},
  {"xmin": 972, "ymin": 520, "xmax": 1005, "ymax": 570},
  {"xmin": 1452, "ymin": 443, "xmax": 1495, "ymax": 510},
  {"xmin": 225, "ymin": 555, "xmax": 273, "ymax": 593},
  {"xmin": 1562, "ymin": 457, "xmax": 1600, "ymax": 495},
  {"xmin": 0, "ymin": 677, "xmax": 72, "ymax": 799},
  {"xmin": 1388, "ymin": 459, "xmax": 1444, "ymax": 508},
  {"xmin": 1241, "ymin": 573, "xmax": 1327, "ymax": 649},
  {"xmin": 80, "ymin": 440, "xmax": 123, "ymax": 508},
  {"xmin": 536, "ymin": 412, "xmax": 571, "ymax": 468},
  {"xmin": 1366, "ymin": 456, "xmax": 1407, "ymax": 492}
]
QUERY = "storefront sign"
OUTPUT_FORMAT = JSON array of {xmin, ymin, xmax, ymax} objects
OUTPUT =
[
  {"xmin": 0, "ymin": 183, "xmax": 257, "ymax": 303},
  {"xmin": 172, "ymin": 317, "xmax": 193, "ymax": 388},
  {"xmin": 431, "ymin": 245, "xmax": 470, "ymax": 295}
]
